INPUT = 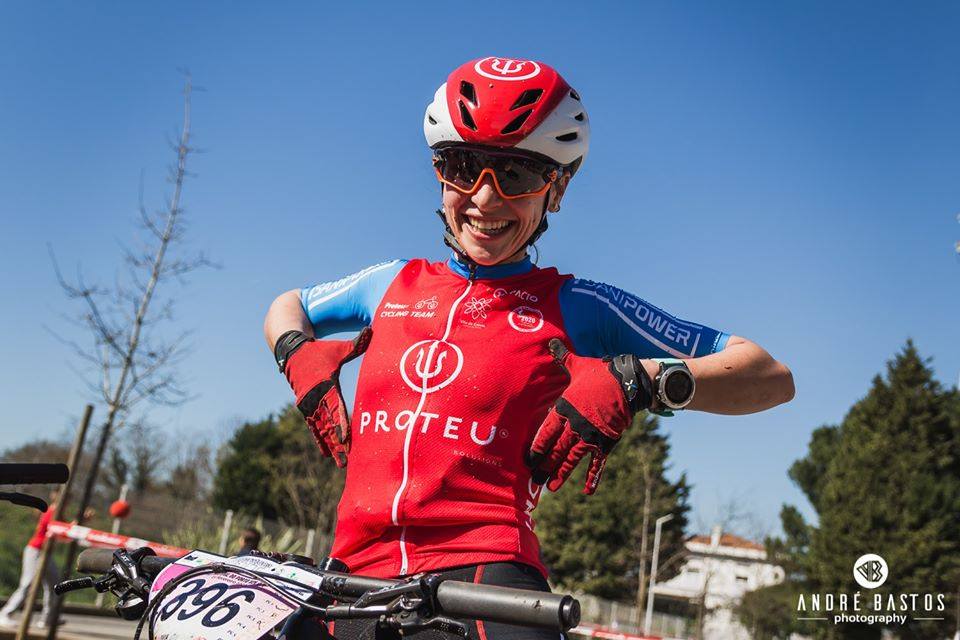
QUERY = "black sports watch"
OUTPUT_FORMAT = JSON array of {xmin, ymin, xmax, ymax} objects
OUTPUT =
[{"xmin": 652, "ymin": 358, "xmax": 696, "ymax": 416}]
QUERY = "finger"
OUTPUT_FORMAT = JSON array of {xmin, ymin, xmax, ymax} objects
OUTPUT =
[
  {"xmin": 547, "ymin": 442, "xmax": 593, "ymax": 492},
  {"xmin": 530, "ymin": 408, "xmax": 566, "ymax": 456},
  {"xmin": 348, "ymin": 326, "xmax": 373, "ymax": 360},
  {"xmin": 583, "ymin": 451, "xmax": 609, "ymax": 495},
  {"xmin": 547, "ymin": 338, "xmax": 569, "ymax": 364},
  {"xmin": 307, "ymin": 419, "xmax": 334, "ymax": 458}
]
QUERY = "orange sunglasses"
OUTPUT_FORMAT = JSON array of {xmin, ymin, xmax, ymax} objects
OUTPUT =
[{"xmin": 433, "ymin": 147, "xmax": 559, "ymax": 200}]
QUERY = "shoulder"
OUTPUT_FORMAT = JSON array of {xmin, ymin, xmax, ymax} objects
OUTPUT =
[{"xmin": 302, "ymin": 259, "xmax": 407, "ymax": 308}]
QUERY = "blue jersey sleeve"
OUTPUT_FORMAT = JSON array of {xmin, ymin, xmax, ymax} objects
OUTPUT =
[
  {"xmin": 300, "ymin": 260, "xmax": 406, "ymax": 337},
  {"xmin": 559, "ymin": 278, "xmax": 729, "ymax": 359}
]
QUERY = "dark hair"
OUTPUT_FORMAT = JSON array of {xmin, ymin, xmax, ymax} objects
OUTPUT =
[{"xmin": 241, "ymin": 527, "xmax": 261, "ymax": 548}]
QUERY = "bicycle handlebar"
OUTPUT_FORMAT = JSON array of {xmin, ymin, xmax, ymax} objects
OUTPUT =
[
  {"xmin": 75, "ymin": 548, "xmax": 580, "ymax": 631},
  {"xmin": 0, "ymin": 463, "xmax": 69, "ymax": 485}
]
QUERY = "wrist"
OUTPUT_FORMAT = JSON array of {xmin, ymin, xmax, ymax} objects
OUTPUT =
[{"xmin": 274, "ymin": 330, "xmax": 314, "ymax": 373}]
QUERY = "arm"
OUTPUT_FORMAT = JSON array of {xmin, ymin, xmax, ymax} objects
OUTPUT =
[
  {"xmin": 264, "ymin": 289, "xmax": 314, "ymax": 350},
  {"xmin": 638, "ymin": 335, "xmax": 794, "ymax": 415},
  {"xmin": 559, "ymin": 278, "xmax": 794, "ymax": 416}
]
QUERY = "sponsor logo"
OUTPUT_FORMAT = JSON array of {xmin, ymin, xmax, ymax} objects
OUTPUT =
[
  {"xmin": 415, "ymin": 295, "xmax": 438, "ymax": 310},
  {"xmin": 522, "ymin": 478, "xmax": 543, "ymax": 531},
  {"xmin": 474, "ymin": 57, "xmax": 542, "ymax": 82},
  {"xmin": 357, "ymin": 409, "xmax": 498, "ymax": 446},
  {"xmin": 463, "ymin": 296, "xmax": 492, "ymax": 320},
  {"xmin": 795, "ymin": 551, "xmax": 946, "ymax": 626},
  {"xmin": 571, "ymin": 279, "xmax": 701, "ymax": 355},
  {"xmin": 493, "ymin": 287, "xmax": 539, "ymax": 303},
  {"xmin": 508, "ymin": 306, "xmax": 544, "ymax": 333},
  {"xmin": 399, "ymin": 340, "xmax": 463, "ymax": 394},
  {"xmin": 380, "ymin": 300, "xmax": 434, "ymax": 319}
]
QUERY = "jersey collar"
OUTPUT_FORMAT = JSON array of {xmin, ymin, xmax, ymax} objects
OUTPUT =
[{"xmin": 446, "ymin": 253, "xmax": 535, "ymax": 280}]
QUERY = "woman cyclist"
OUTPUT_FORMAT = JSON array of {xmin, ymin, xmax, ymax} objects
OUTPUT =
[{"xmin": 264, "ymin": 56, "xmax": 794, "ymax": 639}]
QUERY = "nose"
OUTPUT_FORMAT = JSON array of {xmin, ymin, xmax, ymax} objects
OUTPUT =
[{"xmin": 471, "ymin": 172, "xmax": 503, "ymax": 210}]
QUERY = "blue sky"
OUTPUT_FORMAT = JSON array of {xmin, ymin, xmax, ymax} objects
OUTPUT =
[{"xmin": 1, "ymin": 2, "xmax": 958, "ymax": 538}]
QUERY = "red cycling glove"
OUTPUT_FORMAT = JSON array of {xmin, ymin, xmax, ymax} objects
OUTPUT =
[
  {"xmin": 528, "ymin": 338, "xmax": 654, "ymax": 494},
  {"xmin": 276, "ymin": 327, "xmax": 372, "ymax": 467}
]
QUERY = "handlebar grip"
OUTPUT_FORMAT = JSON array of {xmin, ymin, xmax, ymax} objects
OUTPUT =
[
  {"xmin": 0, "ymin": 463, "xmax": 69, "ymax": 485},
  {"xmin": 77, "ymin": 548, "xmax": 177, "ymax": 577},
  {"xmin": 141, "ymin": 555, "xmax": 176, "ymax": 577},
  {"xmin": 437, "ymin": 582, "xmax": 580, "ymax": 631},
  {"xmin": 77, "ymin": 549, "xmax": 117, "ymax": 574}
]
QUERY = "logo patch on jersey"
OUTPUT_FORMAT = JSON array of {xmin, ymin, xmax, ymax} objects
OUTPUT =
[
  {"xmin": 415, "ymin": 295, "xmax": 438, "ymax": 310},
  {"xmin": 493, "ymin": 287, "xmax": 539, "ymax": 303},
  {"xmin": 474, "ymin": 57, "xmax": 541, "ymax": 82},
  {"xmin": 399, "ymin": 340, "xmax": 464, "ymax": 394},
  {"xmin": 508, "ymin": 306, "xmax": 544, "ymax": 333}
]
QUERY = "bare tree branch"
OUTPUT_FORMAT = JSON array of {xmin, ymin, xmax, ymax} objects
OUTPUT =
[{"xmin": 48, "ymin": 75, "xmax": 211, "ymax": 603}]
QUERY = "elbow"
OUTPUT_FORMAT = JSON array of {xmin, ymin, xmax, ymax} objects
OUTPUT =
[{"xmin": 772, "ymin": 361, "xmax": 795, "ymax": 406}]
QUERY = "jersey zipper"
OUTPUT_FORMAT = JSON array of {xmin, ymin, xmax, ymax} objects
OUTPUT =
[{"xmin": 394, "ymin": 272, "xmax": 475, "ymax": 575}]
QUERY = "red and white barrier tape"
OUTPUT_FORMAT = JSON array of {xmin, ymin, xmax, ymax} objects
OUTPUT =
[{"xmin": 47, "ymin": 520, "xmax": 188, "ymax": 558}]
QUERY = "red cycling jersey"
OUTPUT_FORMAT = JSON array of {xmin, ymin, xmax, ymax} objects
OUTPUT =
[{"xmin": 330, "ymin": 259, "xmax": 572, "ymax": 578}]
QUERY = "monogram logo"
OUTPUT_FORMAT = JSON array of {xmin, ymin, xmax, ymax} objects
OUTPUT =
[
  {"xmin": 399, "ymin": 340, "xmax": 464, "ymax": 394},
  {"xmin": 474, "ymin": 57, "xmax": 542, "ymax": 82},
  {"xmin": 853, "ymin": 554, "xmax": 888, "ymax": 589}
]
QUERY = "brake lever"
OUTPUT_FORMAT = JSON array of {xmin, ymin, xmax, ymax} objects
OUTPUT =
[
  {"xmin": 54, "ymin": 577, "xmax": 94, "ymax": 595},
  {"xmin": 393, "ymin": 610, "xmax": 468, "ymax": 637}
]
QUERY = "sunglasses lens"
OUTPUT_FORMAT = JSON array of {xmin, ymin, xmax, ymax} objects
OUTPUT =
[
  {"xmin": 491, "ymin": 155, "xmax": 551, "ymax": 196},
  {"xmin": 438, "ymin": 149, "xmax": 485, "ymax": 190},
  {"xmin": 436, "ymin": 148, "xmax": 555, "ymax": 196}
]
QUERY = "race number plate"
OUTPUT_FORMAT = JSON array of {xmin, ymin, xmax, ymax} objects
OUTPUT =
[{"xmin": 148, "ymin": 551, "xmax": 322, "ymax": 640}]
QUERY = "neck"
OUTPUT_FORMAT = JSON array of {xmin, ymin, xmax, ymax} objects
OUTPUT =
[{"xmin": 447, "ymin": 252, "xmax": 534, "ymax": 279}]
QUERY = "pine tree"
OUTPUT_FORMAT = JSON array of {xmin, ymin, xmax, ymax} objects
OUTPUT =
[
  {"xmin": 754, "ymin": 341, "xmax": 960, "ymax": 640},
  {"xmin": 536, "ymin": 414, "xmax": 691, "ymax": 601}
]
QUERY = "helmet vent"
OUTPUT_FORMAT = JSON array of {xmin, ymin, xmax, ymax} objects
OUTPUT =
[
  {"xmin": 569, "ymin": 89, "xmax": 581, "ymax": 101},
  {"xmin": 458, "ymin": 101, "xmax": 478, "ymax": 130},
  {"xmin": 427, "ymin": 114, "xmax": 438, "ymax": 125},
  {"xmin": 459, "ymin": 81, "xmax": 478, "ymax": 106},
  {"xmin": 556, "ymin": 132, "xmax": 578, "ymax": 142},
  {"xmin": 510, "ymin": 89, "xmax": 543, "ymax": 110},
  {"xmin": 501, "ymin": 109, "xmax": 533, "ymax": 135},
  {"xmin": 574, "ymin": 112, "xmax": 585, "ymax": 122}
]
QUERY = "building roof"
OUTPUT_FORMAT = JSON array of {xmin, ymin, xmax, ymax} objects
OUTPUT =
[{"xmin": 687, "ymin": 532, "xmax": 765, "ymax": 552}]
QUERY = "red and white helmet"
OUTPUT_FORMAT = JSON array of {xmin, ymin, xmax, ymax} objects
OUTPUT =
[{"xmin": 424, "ymin": 57, "xmax": 590, "ymax": 171}]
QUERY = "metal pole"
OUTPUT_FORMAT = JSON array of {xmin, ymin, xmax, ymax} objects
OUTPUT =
[
  {"xmin": 305, "ymin": 529, "xmax": 316, "ymax": 560},
  {"xmin": 14, "ymin": 405, "xmax": 92, "ymax": 640},
  {"xmin": 643, "ymin": 513, "xmax": 674, "ymax": 636},
  {"xmin": 95, "ymin": 484, "xmax": 128, "ymax": 607},
  {"xmin": 218, "ymin": 510, "xmax": 234, "ymax": 556}
]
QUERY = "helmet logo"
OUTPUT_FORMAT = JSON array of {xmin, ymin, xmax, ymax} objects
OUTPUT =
[{"xmin": 475, "ymin": 57, "xmax": 542, "ymax": 82}]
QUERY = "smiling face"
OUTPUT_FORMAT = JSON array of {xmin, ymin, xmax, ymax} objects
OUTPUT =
[{"xmin": 441, "ymin": 172, "xmax": 570, "ymax": 266}]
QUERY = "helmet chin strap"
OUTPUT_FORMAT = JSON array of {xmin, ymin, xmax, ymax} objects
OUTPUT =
[{"xmin": 435, "ymin": 206, "xmax": 548, "ymax": 267}]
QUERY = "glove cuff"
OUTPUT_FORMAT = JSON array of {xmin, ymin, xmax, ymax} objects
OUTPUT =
[
  {"xmin": 609, "ymin": 354, "xmax": 655, "ymax": 413},
  {"xmin": 274, "ymin": 330, "xmax": 314, "ymax": 373}
]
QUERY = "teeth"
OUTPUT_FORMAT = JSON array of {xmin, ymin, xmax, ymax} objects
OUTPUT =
[{"xmin": 466, "ymin": 218, "xmax": 510, "ymax": 231}]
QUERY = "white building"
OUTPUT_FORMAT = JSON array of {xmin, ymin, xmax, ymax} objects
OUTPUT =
[{"xmin": 654, "ymin": 525, "xmax": 785, "ymax": 640}]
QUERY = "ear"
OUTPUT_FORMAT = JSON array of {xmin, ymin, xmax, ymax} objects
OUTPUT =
[{"xmin": 547, "ymin": 172, "xmax": 572, "ymax": 213}]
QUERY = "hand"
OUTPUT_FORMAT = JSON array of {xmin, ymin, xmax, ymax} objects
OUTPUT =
[
  {"xmin": 528, "ymin": 339, "xmax": 654, "ymax": 494},
  {"xmin": 278, "ymin": 327, "xmax": 372, "ymax": 467}
]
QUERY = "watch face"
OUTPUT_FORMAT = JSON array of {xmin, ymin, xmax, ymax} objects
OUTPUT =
[{"xmin": 663, "ymin": 368, "xmax": 694, "ymax": 405}]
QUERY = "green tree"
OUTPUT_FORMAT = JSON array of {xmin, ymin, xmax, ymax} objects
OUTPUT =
[
  {"xmin": 212, "ymin": 406, "xmax": 344, "ymax": 531},
  {"xmin": 536, "ymin": 414, "xmax": 690, "ymax": 601},
  {"xmin": 750, "ymin": 341, "xmax": 960, "ymax": 640},
  {"xmin": 213, "ymin": 416, "xmax": 285, "ymax": 519}
]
